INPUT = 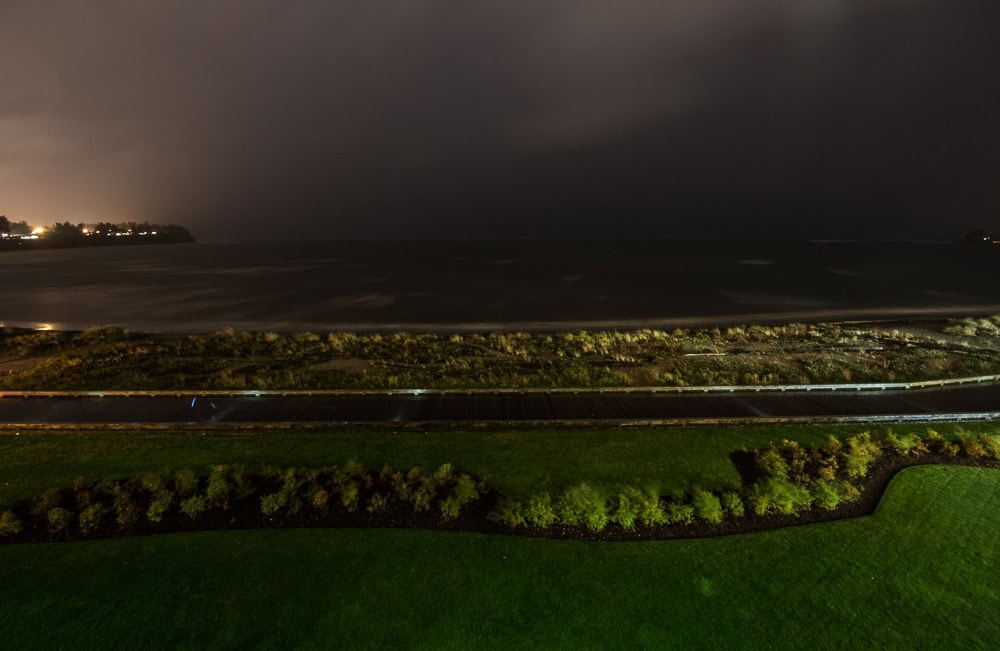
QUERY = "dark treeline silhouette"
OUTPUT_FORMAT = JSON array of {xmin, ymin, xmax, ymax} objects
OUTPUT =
[
  {"xmin": 0, "ymin": 216, "xmax": 195, "ymax": 251},
  {"xmin": 962, "ymin": 229, "xmax": 998, "ymax": 244}
]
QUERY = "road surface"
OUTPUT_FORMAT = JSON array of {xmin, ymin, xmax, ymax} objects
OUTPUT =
[{"xmin": 0, "ymin": 383, "xmax": 998, "ymax": 425}]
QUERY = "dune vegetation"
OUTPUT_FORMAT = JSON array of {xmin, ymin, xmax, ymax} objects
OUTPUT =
[{"xmin": 1, "ymin": 316, "xmax": 1000, "ymax": 391}]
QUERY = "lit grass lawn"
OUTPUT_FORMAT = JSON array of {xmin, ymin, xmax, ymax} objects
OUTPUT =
[
  {"xmin": 0, "ymin": 465, "xmax": 996, "ymax": 649},
  {"xmin": 2, "ymin": 421, "xmax": 997, "ymax": 509}
]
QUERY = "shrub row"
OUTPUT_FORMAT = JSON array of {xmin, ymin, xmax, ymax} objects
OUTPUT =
[
  {"xmin": 3, "ymin": 431, "xmax": 997, "ymax": 541},
  {"xmin": 0, "ymin": 462, "xmax": 487, "ymax": 543},
  {"xmin": 489, "ymin": 478, "xmax": 857, "ymax": 533},
  {"xmin": 490, "ymin": 430, "xmax": 1000, "ymax": 533}
]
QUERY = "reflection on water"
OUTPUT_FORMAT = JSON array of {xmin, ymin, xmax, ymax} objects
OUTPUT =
[{"xmin": 1, "ymin": 240, "xmax": 999, "ymax": 332}]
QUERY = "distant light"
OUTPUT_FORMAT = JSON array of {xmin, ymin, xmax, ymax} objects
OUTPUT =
[
  {"xmin": 36, "ymin": 323, "xmax": 54, "ymax": 331},
  {"xmin": 81, "ymin": 228, "xmax": 90, "ymax": 234},
  {"xmin": 31, "ymin": 227, "xmax": 44, "ymax": 235}
]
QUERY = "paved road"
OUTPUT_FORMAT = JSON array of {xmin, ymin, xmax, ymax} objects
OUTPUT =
[{"xmin": 0, "ymin": 384, "xmax": 998, "ymax": 424}]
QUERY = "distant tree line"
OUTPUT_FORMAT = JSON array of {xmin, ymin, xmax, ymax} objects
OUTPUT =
[
  {"xmin": 0, "ymin": 216, "xmax": 32, "ymax": 236},
  {"xmin": 0, "ymin": 215, "xmax": 195, "ymax": 250},
  {"xmin": 962, "ymin": 228, "xmax": 998, "ymax": 244}
]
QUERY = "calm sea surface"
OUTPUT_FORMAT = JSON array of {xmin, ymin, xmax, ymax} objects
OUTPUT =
[{"xmin": 2, "ymin": 240, "xmax": 999, "ymax": 332}]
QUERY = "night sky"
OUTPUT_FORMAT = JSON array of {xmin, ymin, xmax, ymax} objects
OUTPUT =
[{"xmin": 2, "ymin": 1, "xmax": 998, "ymax": 241}]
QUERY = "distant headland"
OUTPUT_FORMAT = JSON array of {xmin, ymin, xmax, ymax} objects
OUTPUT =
[{"xmin": 0, "ymin": 216, "xmax": 194, "ymax": 251}]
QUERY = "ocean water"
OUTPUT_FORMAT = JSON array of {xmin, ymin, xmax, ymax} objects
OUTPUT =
[{"xmin": 1, "ymin": 240, "xmax": 999, "ymax": 332}]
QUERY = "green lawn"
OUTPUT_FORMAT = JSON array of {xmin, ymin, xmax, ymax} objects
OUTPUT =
[
  {"xmin": 2, "ymin": 421, "xmax": 996, "ymax": 509},
  {"xmin": 0, "ymin": 465, "xmax": 996, "ymax": 649}
]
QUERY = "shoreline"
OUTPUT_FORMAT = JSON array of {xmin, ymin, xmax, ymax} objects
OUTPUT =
[{"xmin": 4, "ymin": 305, "xmax": 1000, "ymax": 335}]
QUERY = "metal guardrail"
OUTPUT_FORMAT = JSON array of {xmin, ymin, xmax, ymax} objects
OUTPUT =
[{"xmin": 0, "ymin": 374, "xmax": 998, "ymax": 399}]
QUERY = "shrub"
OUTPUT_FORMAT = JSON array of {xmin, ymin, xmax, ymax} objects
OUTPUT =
[
  {"xmin": 941, "ymin": 441, "xmax": 961, "ymax": 457},
  {"xmin": 843, "ymin": 433, "xmax": 882, "ymax": 479},
  {"xmin": 76, "ymin": 325, "xmax": 131, "ymax": 344},
  {"xmin": 812, "ymin": 480, "xmax": 841, "ymax": 511},
  {"xmin": 390, "ymin": 471, "xmax": 413, "ymax": 500},
  {"xmin": 73, "ymin": 486, "xmax": 95, "ymax": 510},
  {"xmin": 835, "ymin": 480, "xmax": 862, "ymax": 504},
  {"xmin": 433, "ymin": 463, "xmax": 455, "ymax": 488},
  {"xmin": 114, "ymin": 491, "xmax": 139, "ymax": 529},
  {"xmin": 558, "ymin": 484, "xmax": 608, "ymax": 532},
  {"xmin": 410, "ymin": 478, "xmax": 437, "ymax": 513},
  {"xmin": 958, "ymin": 434, "xmax": 987, "ymax": 458},
  {"xmin": 610, "ymin": 488, "xmax": 643, "ymax": 531},
  {"xmin": 666, "ymin": 501, "xmax": 694, "ymax": 525},
  {"xmin": 748, "ymin": 484, "xmax": 772, "ymax": 516},
  {"xmin": 206, "ymin": 465, "xmax": 232, "ymax": 508},
  {"xmin": 367, "ymin": 493, "xmax": 388, "ymax": 513},
  {"xmin": 94, "ymin": 480, "xmax": 118, "ymax": 497},
  {"xmin": 180, "ymin": 495, "xmax": 209, "ymax": 519},
  {"xmin": 261, "ymin": 492, "xmax": 288, "ymax": 516},
  {"xmin": 754, "ymin": 444, "xmax": 789, "ymax": 479},
  {"xmin": 452, "ymin": 474, "xmax": 481, "ymax": 505},
  {"xmin": 887, "ymin": 433, "xmax": 926, "ymax": 456},
  {"xmin": 437, "ymin": 474, "xmax": 482, "ymax": 521},
  {"xmin": 48, "ymin": 507, "xmax": 72, "ymax": 534},
  {"xmin": 440, "ymin": 496, "xmax": 462, "ymax": 520},
  {"xmin": 721, "ymin": 491, "xmax": 744, "ymax": 517},
  {"xmin": 782, "ymin": 440, "xmax": 809, "ymax": 482},
  {"xmin": 229, "ymin": 466, "xmax": 254, "ymax": 499},
  {"xmin": 174, "ymin": 469, "xmax": 199, "ymax": 496},
  {"xmin": 0, "ymin": 510, "xmax": 23, "ymax": 537},
  {"xmin": 273, "ymin": 469, "xmax": 305, "ymax": 516},
  {"xmin": 525, "ymin": 493, "xmax": 557, "ymax": 528},
  {"xmin": 32, "ymin": 488, "xmax": 62, "ymax": 517},
  {"xmin": 494, "ymin": 498, "xmax": 526, "ymax": 528},
  {"xmin": 260, "ymin": 465, "xmax": 284, "ymax": 482},
  {"xmin": 816, "ymin": 459, "xmax": 838, "ymax": 482},
  {"xmin": 341, "ymin": 480, "xmax": 360, "ymax": 512},
  {"xmin": 146, "ymin": 490, "xmax": 174, "ymax": 522},
  {"xmin": 752, "ymin": 477, "xmax": 813, "ymax": 516},
  {"xmin": 906, "ymin": 433, "xmax": 928, "ymax": 455},
  {"xmin": 138, "ymin": 472, "xmax": 167, "ymax": 494},
  {"xmin": 79, "ymin": 503, "xmax": 108, "ymax": 533},
  {"xmin": 924, "ymin": 429, "xmax": 944, "ymax": 451},
  {"xmin": 312, "ymin": 488, "xmax": 330, "ymax": 510},
  {"xmin": 692, "ymin": 490, "xmax": 724, "ymax": 524},
  {"xmin": 980, "ymin": 434, "xmax": 1000, "ymax": 460},
  {"xmin": 281, "ymin": 467, "xmax": 305, "ymax": 492},
  {"xmin": 638, "ymin": 490, "xmax": 667, "ymax": 526},
  {"xmin": 344, "ymin": 459, "xmax": 365, "ymax": 478}
]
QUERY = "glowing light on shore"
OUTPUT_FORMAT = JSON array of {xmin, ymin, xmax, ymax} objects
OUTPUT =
[{"xmin": 31, "ymin": 227, "xmax": 44, "ymax": 235}]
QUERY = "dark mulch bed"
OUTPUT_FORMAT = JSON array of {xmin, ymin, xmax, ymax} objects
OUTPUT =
[{"xmin": 2, "ymin": 455, "xmax": 997, "ymax": 546}]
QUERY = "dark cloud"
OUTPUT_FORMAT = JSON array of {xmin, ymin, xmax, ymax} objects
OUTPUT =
[{"xmin": 1, "ymin": 1, "xmax": 998, "ymax": 240}]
